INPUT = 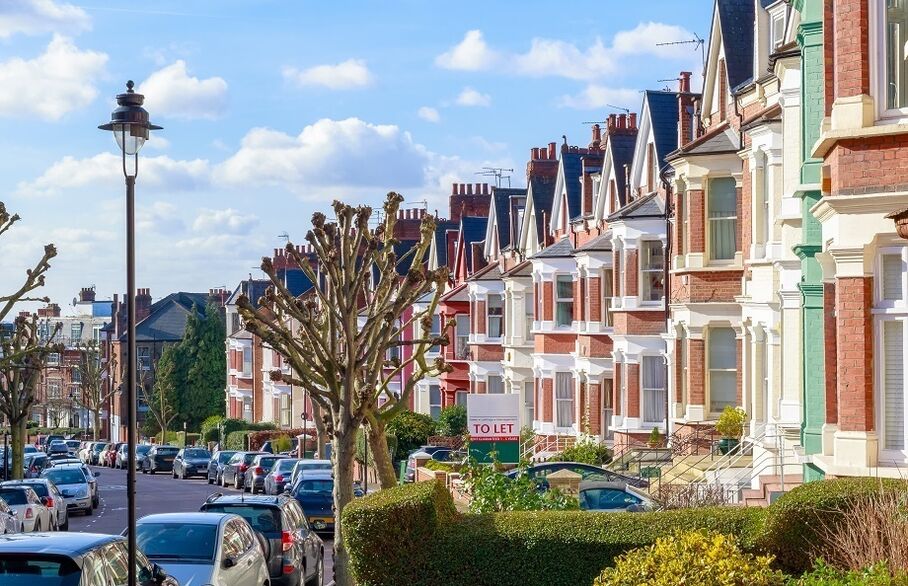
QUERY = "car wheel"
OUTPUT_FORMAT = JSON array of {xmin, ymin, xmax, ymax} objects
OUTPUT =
[
  {"xmin": 60, "ymin": 516, "xmax": 69, "ymax": 531},
  {"xmin": 85, "ymin": 506, "xmax": 93, "ymax": 516},
  {"xmin": 92, "ymin": 497, "xmax": 98, "ymax": 509},
  {"xmin": 142, "ymin": 467, "xmax": 147, "ymax": 474},
  {"xmin": 180, "ymin": 469, "xmax": 185, "ymax": 480},
  {"xmin": 150, "ymin": 467, "xmax": 156, "ymax": 475},
  {"xmin": 234, "ymin": 475, "xmax": 242, "ymax": 490},
  {"xmin": 34, "ymin": 519, "xmax": 42, "ymax": 532},
  {"xmin": 207, "ymin": 473, "xmax": 214, "ymax": 485},
  {"xmin": 306, "ymin": 553, "xmax": 324, "ymax": 586},
  {"xmin": 172, "ymin": 469, "xmax": 177, "ymax": 479}
]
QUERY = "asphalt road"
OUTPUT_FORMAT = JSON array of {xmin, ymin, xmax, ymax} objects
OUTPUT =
[{"xmin": 68, "ymin": 464, "xmax": 334, "ymax": 584}]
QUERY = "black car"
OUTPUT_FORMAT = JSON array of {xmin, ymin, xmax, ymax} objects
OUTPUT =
[
  {"xmin": 201, "ymin": 493, "xmax": 324, "ymax": 586},
  {"xmin": 244, "ymin": 454, "xmax": 282, "ymax": 494},
  {"xmin": 206, "ymin": 450, "xmax": 237, "ymax": 485},
  {"xmin": 0, "ymin": 532, "xmax": 177, "ymax": 584},
  {"xmin": 220, "ymin": 451, "xmax": 267, "ymax": 490},
  {"xmin": 504, "ymin": 461, "xmax": 650, "ymax": 489},
  {"xmin": 171, "ymin": 448, "xmax": 212, "ymax": 479},
  {"xmin": 141, "ymin": 445, "xmax": 179, "ymax": 475}
]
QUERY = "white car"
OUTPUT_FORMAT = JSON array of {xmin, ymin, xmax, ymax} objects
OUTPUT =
[
  {"xmin": 0, "ymin": 486, "xmax": 53, "ymax": 532},
  {"xmin": 134, "ymin": 512, "xmax": 271, "ymax": 586},
  {"xmin": 0, "ymin": 496, "xmax": 21, "ymax": 534},
  {"xmin": 41, "ymin": 467, "xmax": 93, "ymax": 516},
  {"xmin": 1, "ymin": 479, "xmax": 68, "ymax": 531}
]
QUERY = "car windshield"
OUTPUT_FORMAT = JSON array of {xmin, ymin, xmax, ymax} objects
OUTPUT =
[
  {"xmin": 65, "ymin": 441, "xmax": 80, "ymax": 448},
  {"xmin": 93, "ymin": 445, "xmax": 107, "ymax": 452},
  {"xmin": 136, "ymin": 445, "xmax": 151, "ymax": 455},
  {"xmin": 0, "ymin": 489, "xmax": 28, "ymax": 505},
  {"xmin": 183, "ymin": 449, "xmax": 210, "ymax": 459},
  {"xmin": 0, "ymin": 555, "xmax": 81, "ymax": 584},
  {"xmin": 218, "ymin": 452, "xmax": 236, "ymax": 464},
  {"xmin": 258, "ymin": 457, "xmax": 279, "ymax": 469},
  {"xmin": 7, "ymin": 483, "xmax": 47, "ymax": 498},
  {"xmin": 296, "ymin": 479, "xmax": 333, "ymax": 494},
  {"xmin": 580, "ymin": 488, "xmax": 642, "ymax": 510},
  {"xmin": 243, "ymin": 453, "xmax": 261, "ymax": 465},
  {"xmin": 43, "ymin": 469, "xmax": 86, "ymax": 485},
  {"xmin": 297, "ymin": 462, "xmax": 331, "ymax": 471},
  {"xmin": 204, "ymin": 505, "xmax": 282, "ymax": 537},
  {"xmin": 136, "ymin": 522, "xmax": 217, "ymax": 562},
  {"xmin": 276, "ymin": 459, "xmax": 298, "ymax": 472},
  {"xmin": 155, "ymin": 448, "xmax": 178, "ymax": 456}
]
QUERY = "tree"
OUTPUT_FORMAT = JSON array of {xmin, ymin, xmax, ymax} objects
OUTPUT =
[
  {"xmin": 387, "ymin": 410, "xmax": 437, "ymax": 456},
  {"xmin": 0, "ymin": 202, "xmax": 57, "ymax": 479},
  {"xmin": 177, "ymin": 302, "xmax": 226, "ymax": 428},
  {"xmin": 238, "ymin": 193, "xmax": 449, "ymax": 586},
  {"xmin": 436, "ymin": 404, "xmax": 468, "ymax": 437},
  {"xmin": 137, "ymin": 346, "xmax": 178, "ymax": 438},
  {"xmin": 73, "ymin": 341, "xmax": 117, "ymax": 440}
]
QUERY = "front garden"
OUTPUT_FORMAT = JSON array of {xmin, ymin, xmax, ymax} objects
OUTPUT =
[{"xmin": 343, "ymin": 477, "xmax": 908, "ymax": 586}]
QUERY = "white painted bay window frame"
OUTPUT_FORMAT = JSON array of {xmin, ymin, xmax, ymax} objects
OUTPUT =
[{"xmin": 874, "ymin": 247, "xmax": 908, "ymax": 460}]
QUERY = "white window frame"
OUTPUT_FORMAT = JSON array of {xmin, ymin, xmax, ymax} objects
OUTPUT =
[
  {"xmin": 428, "ymin": 314, "xmax": 441, "ymax": 354},
  {"xmin": 641, "ymin": 355, "xmax": 667, "ymax": 425},
  {"xmin": 639, "ymin": 240, "xmax": 665, "ymax": 304},
  {"xmin": 429, "ymin": 384, "xmax": 442, "ymax": 419},
  {"xmin": 602, "ymin": 268, "xmax": 614, "ymax": 327},
  {"xmin": 707, "ymin": 177, "xmax": 738, "ymax": 263},
  {"xmin": 138, "ymin": 346, "xmax": 152, "ymax": 371},
  {"xmin": 455, "ymin": 314, "xmax": 470, "ymax": 360},
  {"xmin": 487, "ymin": 294, "xmax": 503, "ymax": 339},
  {"xmin": 770, "ymin": 10, "xmax": 786, "ymax": 50},
  {"xmin": 487, "ymin": 375, "xmax": 505, "ymax": 394},
  {"xmin": 524, "ymin": 292, "xmax": 533, "ymax": 340},
  {"xmin": 554, "ymin": 372, "xmax": 575, "ymax": 430},
  {"xmin": 872, "ymin": 0, "xmax": 908, "ymax": 121},
  {"xmin": 874, "ymin": 247, "xmax": 908, "ymax": 460},
  {"xmin": 876, "ymin": 247, "xmax": 908, "ymax": 309},
  {"xmin": 523, "ymin": 381, "xmax": 535, "ymax": 425},
  {"xmin": 241, "ymin": 345, "xmax": 252, "ymax": 376},
  {"xmin": 455, "ymin": 390, "xmax": 468, "ymax": 409},
  {"xmin": 554, "ymin": 274, "xmax": 574, "ymax": 328},
  {"xmin": 707, "ymin": 327, "xmax": 738, "ymax": 416}
]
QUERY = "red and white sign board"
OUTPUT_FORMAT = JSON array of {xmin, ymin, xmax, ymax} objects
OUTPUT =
[{"xmin": 467, "ymin": 393, "xmax": 520, "ymax": 441}]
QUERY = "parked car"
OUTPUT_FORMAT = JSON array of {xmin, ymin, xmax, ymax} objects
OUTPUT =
[
  {"xmin": 578, "ymin": 481, "xmax": 654, "ymax": 512},
  {"xmin": 89, "ymin": 442, "xmax": 108, "ymax": 465},
  {"xmin": 118, "ymin": 443, "xmax": 152, "ymax": 470},
  {"xmin": 504, "ymin": 461, "xmax": 650, "ymax": 489},
  {"xmin": 207, "ymin": 450, "xmax": 238, "ymax": 485},
  {"xmin": 54, "ymin": 462, "xmax": 99, "ymax": 509},
  {"xmin": 0, "ymin": 486, "xmax": 53, "ymax": 532},
  {"xmin": 134, "ymin": 512, "xmax": 270, "ymax": 586},
  {"xmin": 42, "ymin": 435, "xmax": 65, "ymax": 452},
  {"xmin": 103, "ymin": 442, "xmax": 123, "ymax": 467},
  {"xmin": 244, "ymin": 454, "xmax": 282, "ymax": 494},
  {"xmin": 48, "ymin": 452, "xmax": 76, "ymax": 464},
  {"xmin": 264, "ymin": 458, "xmax": 299, "ymax": 495},
  {"xmin": 260, "ymin": 437, "xmax": 300, "ymax": 455},
  {"xmin": 289, "ymin": 470, "xmax": 365, "ymax": 534},
  {"xmin": 0, "ymin": 495, "xmax": 22, "ymax": 534},
  {"xmin": 63, "ymin": 439, "xmax": 81, "ymax": 457},
  {"xmin": 0, "ymin": 532, "xmax": 178, "ymax": 585},
  {"xmin": 220, "ymin": 451, "xmax": 267, "ymax": 490},
  {"xmin": 78, "ymin": 441, "xmax": 95, "ymax": 463},
  {"xmin": 41, "ymin": 466, "xmax": 93, "ymax": 516},
  {"xmin": 23, "ymin": 445, "xmax": 38, "ymax": 456},
  {"xmin": 2, "ymin": 479, "xmax": 68, "ymax": 530},
  {"xmin": 289, "ymin": 459, "xmax": 332, "ymax": 487},
  {"xmin": 202, "ymin": 493, "xmax": 325, "ymax": 586},
  {"xmin": 141, "ymin": 445, "xmax": 179, "ymax": 475},
  {"xmin": 47, "ymin": 440, "xmax": 69, "ymax": 457},
  {"xmin": 23, "ymin": 453, "xmax": 50, "ymax": 479},
  {"xmin": 170, "ymin": 447, "xmax": 212, "ymax": 480}
]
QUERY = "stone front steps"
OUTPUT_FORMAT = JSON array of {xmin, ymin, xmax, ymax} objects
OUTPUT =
[{"xmin": 741, "ymin": 474, "xmax": 803, "ymax": 507}]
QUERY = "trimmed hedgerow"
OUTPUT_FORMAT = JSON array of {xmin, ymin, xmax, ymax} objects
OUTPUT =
[
  {"xmin": 758, "ymin": 477, "xmax": 907, "ymax": 573},
  {"xmin": 342, "ymin": 480, "xmax": 766, "ymax": 586}
]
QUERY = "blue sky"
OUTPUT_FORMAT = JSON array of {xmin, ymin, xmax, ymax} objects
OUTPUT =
[{"xmin": 1, "ymin": 0, "xmax": 712, "ymax": 311}]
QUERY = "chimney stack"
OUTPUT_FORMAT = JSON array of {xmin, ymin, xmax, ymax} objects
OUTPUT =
[
  {"xmin": 617, "ymin": 114, "xmax": 627, "ymax": 129},
  {"xmin": 79, "ymin": 287, "xmax": 96, "ymax": 303},
  {"xmin": 677, "ymin": 71, "xmax": 697, "ymax": 148},
  {"xmin": 548, "ymin": 142, "xmax": 557, "ymax": 160},
  {"xmin": 589, "ymin": 124, "xmax": 602, "ymax": 149},
  {"xmin": 679, "ymin": 71, "xmax": 692, "ymax": 93},
  {"xmin": 629, "ymin": 113, "xmax": 637, "ymax": 129},
  {"xmin": 608, "ymin": 114, "xmax": 616, "ymax": 130},
  {"xmin": 531, "ymin": 147, "xmax": 540, "ymax": 160},
  {"xmin": 136, "ymin": 288, "xmax": 152, "ymax": 322}
]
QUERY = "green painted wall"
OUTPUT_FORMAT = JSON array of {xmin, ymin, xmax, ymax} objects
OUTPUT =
[{"xmin": 795, "ymin": 0, "xmax": 826, "ymax": 477}]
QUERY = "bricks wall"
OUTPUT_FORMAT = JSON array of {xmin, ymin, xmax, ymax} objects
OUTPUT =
[
  {"xmin": 672, "ymin": 270, "xmax": 743, "ymax": 303},
  {"xmin": 688, "ymin": 190, "xmax": 705, "ymax": 253},
  {"xmin": 542, "ymin": 378, "xmax": 553, "ymax": 422},
  {"xmin": 476, "ymin": 300, "xmax": 486, "ymax": 335},
  {"xmin": 471, "ymin": 344, "xmax": 504, "ymax": 361},
  {"xmin": 835, "ymin": 277, "xmax": 874, "ymax": 432},
  {"xmin": 611, "ymin": 311, "xmax": 667, "ymax": 336},
  {"xmin": 740, "ymin": 158, "xmax": 752, "ymax": 264},
  {"xmin": 535, "ymin": 333, "xmax": 576, "ymax": 354},
  {"xmin": 824, "ymin": 0, "xmax": 835, "ymax": 116},
  {"xmin": 578, "ymin": 334, "xmax": 613, "ymax": 358},
  {"xmin": 474, "ymin": 381, "xmax": 486, "ymax": 394},
  {"xmin": 589, "ymin": 383, "xmax": 602, "ymax": 435},
  {"xmin": 626, "ymin": 363, "xmax": 640, "ymax": 418},
  {"xmin": 574, "ymin": 278, "xmax": 583, "ymax": 321},
  {"xmin": 718, "ymin": 59, "xmax": 728, "ymax": 123},
  {"xmin": 253, "ymin": 337, "xmax": 263, "ymax": 421},
  {"xmin": 827, "ymin": 136, "xmax": 908, "ymax": 196},
  {"xmin": 833, "ymin": 0, "xmax": 870, "ymax": 99},
  {"xmin": 688, "ymin": 339, "xmax": 705, "ymax": 407},
  {"xmin": 588, "ymin": 277, "xmax": 601, "ymax": 322},
  {"xmin": 626, "ymin": 250, "xmax": 638, "ymax": 296},
  {"xmin": 675, "ymin": 339, "xmax": 684, "ymax": 403},
  {"xmin": 824, "ymin": 282, "xmax": 838, "ymax": 425},
  {"xmin": 543, "ymin": 282, "xmax": 553, "ymax": 321}
]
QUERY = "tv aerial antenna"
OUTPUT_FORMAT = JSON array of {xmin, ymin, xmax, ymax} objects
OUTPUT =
[
  {"xmin": 657, "ymin": 32, "xmax": 705, "ymax": 68},
  {"xmin": 582, "ymin": 104, "xmax": 631, "ymax": 126},
  {"xmin": 476, "ymin": 167, "xmax": 513, "ymax": 188}
]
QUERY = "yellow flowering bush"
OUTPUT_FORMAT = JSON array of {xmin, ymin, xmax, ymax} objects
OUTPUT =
[{"xmin": 594, "ymin": 530, "xmax": 784, "ymax": 586}]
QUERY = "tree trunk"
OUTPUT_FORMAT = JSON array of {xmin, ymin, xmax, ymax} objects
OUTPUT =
[
  {"xmin": 10, "ymin": 417, "xmax": 25, "ymax": 480},
  {"xmin": 366, "ymin": 419, "xmax": 398, "ymax": 489},
  {"xmin": 332, "ymin": 427, "xmax": 357, "ymax": 586},
  {"xmin": 92, "ymin": 409, "xmax": 101, "ymax": 441}
]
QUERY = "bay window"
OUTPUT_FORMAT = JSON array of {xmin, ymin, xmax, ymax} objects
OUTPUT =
[
  {"xmin": 708, "ymin": 177, "xmax": 738, "ymax": 261},
  {"xmin": 429, "ymin": 385, "xmax": 442, "ymax": 419},
  {"xmin": 708, "ymin": 327, "xmax": 738, "ymax": 413},
  {"xmin": 455, "ymin": 315, "xmax": 470, "ymax": 359},
  {"xmin": 640, "ymin": 241, "xmax": 665, "ymax": 302},
  {"xmin": 602, "ymin": 268, "xmax": 614, "ymax": 327},
  {"xmin": 456, "ymin": 390, "xmax": 468, "ymax": 408},
  {"xmin": 886, "ymin": 0, "xmax": 908, "ymax": 111},
  {"xmin": 555, "ymin": 275, "xmax": 574, "ymax": 327},
  {"xmin": 524, "ymin": 293, "xmax": 533, "ymax": 339},
  {"xmin": 488, "ymin": 375, "xmax": 504, "ymax": 394},
  {"xmin": 642, "ymin": 356, "xmax": 666, "ymax": 424},
  {"xmin": 524, "ymin": 381, "xmax": 535, "ymax": 424},
  {"xmin": 487, "ymin": 295, "xmax": 503, "ymax": 338},
  {"xmin": 429, "ymin": 314, "xmax": 441, "ymax": 353},
  {"xmin": 555, "ymin": 372, "xmax": 574, "ymax": 428},
  {"xmin": 877, "ymin": 249, "xmax": 908, "ymax": 455}
]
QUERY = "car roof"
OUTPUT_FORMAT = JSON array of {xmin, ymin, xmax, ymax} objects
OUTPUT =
[
  {"xmin": 203, "ymin": 494, "xmax": 294, "ymax": 508},
  {"xmin": 295, "ymin": 459, "xmax": 330, "ymax": 465},
  {"xmin": 137, "ymin": 512, "xmax": 232, "ymax": 525},
  {"xmin": 0, "ymin": 533, "xmax": 122, "ymax": 556},
  {"xmin": 297, "ymin": 470, "xmax": 333, "ymax": 479}
]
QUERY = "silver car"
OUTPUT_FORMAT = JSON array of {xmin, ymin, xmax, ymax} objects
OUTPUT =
[
  {"xmin": 41, "ymin": 466, "xmax": 93, "ymax": 516},
  {"xmin": 135, "ymin": 512, "xmax": 271, "ymax": 586},
  {"xmin": 54, "ymin": 461, "xmax": 100, "ymax": 508},
  {"xmin": 1, "ymin": 479, "xmax": 68, "ymax": 531},
  {"xmin": 0, "ymin": 495, "xmax": 22, "ymax": 534},
  {"xmin": 289, "ymin": 459, "xmax": 332, "ymax": 487}
]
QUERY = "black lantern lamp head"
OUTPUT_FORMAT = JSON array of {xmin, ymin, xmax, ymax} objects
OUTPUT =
[{"xmin": 98, "ymin": 80, "xmax": 162, "ymax": 157}]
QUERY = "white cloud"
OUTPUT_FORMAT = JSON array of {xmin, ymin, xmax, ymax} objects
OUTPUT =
[
  {"xmin": 455, "ymin": 87, "xmax": 491, "ymax": 107},
  {"xmin": 143, "ymin": 136, "xmax": 171, "ymax": 151},
  {"xmin": 0, "ymin": 35, "xmax": 107, "ymax": 120},
  {"xmin": 137, "ymin": 201, "xmax": 184, "ymax": 234},
  {"xmin": 613, "ymin": 22, "xmax": 697, "ymax": 59},
  {"xmin": 16, "ymin": 152, "xmax": 211, "ymax": 197},
  {"xmin": 0, "ymin": 0, "xmax": 91, "ymax": 38},
  {"xmin": 138, "ymin": 60, "xmax": 228, "ymax": 120},
  {"xmin": 435, "ymin": 29, "xmax": 498, "ymax": 71},
  {"xmin": 282, "ymin": 59, "xmax": 373, "ymax": 90},
  {"xmin": 514, "ymin": 38, "xmax": 614, "ymax": 80},
  {"xmin": 192, "ymin": 208, "xmax": 259, "ymax": 235},
  {"xmin": 558, "ymin": 85, "xmax": 640, "ymax": 110},
  {"xmin": 417, "ymin": 106, "xmax": 440, "ymax": 123}
]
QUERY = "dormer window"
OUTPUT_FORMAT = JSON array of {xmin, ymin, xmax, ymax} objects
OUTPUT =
[{"xmin": 770, "ymin": 10, "xmax": 786, "ymax": 50}]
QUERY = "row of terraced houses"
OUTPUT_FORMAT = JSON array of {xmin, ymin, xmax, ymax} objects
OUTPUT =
[{"xmin": 226, "ymin": 0, "xmax": 908, "ymax": 495}]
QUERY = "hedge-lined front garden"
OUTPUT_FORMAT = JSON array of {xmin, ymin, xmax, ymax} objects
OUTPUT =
[{"xmin": 342, "ymin": 477, "xmax": 908, "ymax": 586}]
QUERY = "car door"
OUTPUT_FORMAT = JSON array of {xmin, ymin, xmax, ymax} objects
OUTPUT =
[
  {"xmin": 233, "ymin": 519, "xmax": 265, "ymax": 584},
  {"xmin": 81, "ymin": 549, "xmax": 108, "ymax": 586},
  {"xmin": 286, "ymin": 499, "xmax": 315, "ymax": 578},
  {"xmin": 173, "ymin": 450, "xmax": 184, "ymax": 475},
  {"xmin": 219, "ymin": 520, "xmax": 247, "ymax": 585},
  {"xmin": 101, "ymin": 542, "xmax": 130, "ymax": 585}
]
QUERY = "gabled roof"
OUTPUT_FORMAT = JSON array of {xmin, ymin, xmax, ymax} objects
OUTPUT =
[
  {"xmin": 607, "ymin": 191, "xmax": 665, "ymax": 222},
  {"xmin": 228, "ymin": 279, "xmax": 270, "ymax": 308},
  {"xmin": 502, "ymin": 259, "xmax": 532, "ymax": 278},
  {"xmin": 576, "ymin": 231, "xmax": 613, "ymax": 252},
  {"xmin": 528, "ymin": 175, "xmax": 557, "ymax": 237},
  {"xmin": 467, "ymin": 262, "xmax": 502, "ymax": 282},
  {"xmin": 460, "ymin": 216, "xmax": 488, "ymax": 273},
  {"xmin": 129, "ymin": 292, "xmax": 212, "ymax": 342},
  {"xmin": 716, "ymin": 0, "xmax": 756, "ymax": 90},
  {"xmin": 532, "ymin": 237, "xmax": 573, "ymax": 259},
  {"xmin": 560, "ymin": 151, "xmax": 585, "ymax": 219},
  {"xmin": 278, "ymin": 269, "xmax": 313, "ymax": 297},
  {"xmin": 645, "ymin": 91, "xmax": 680, "ymax": 170},
  {"xmin": 491, "ymin": 188, "xmax": 526, "ymax": 250},
  {"xmin": 667, "ymin": 121, "xmax": 740, "ymax": 159},
  {"xmin": 432, "ymin": 220, "xmax": 458, "ymax": 269},
  {"xmin": 608, "ymin": 133, "xmax": 637, "ymax": 206}
]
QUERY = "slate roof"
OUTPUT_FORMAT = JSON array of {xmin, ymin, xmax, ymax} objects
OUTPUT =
[
  {"xmin": 607, "ymin": 191, "xmax": 665, "ymax": 222},
  {"xmin": 561, "ymin": 152, "xmax": 585, "ymax": 218},
  {"xmin": 432, "ymin": 220, "xmax": 458, "ymax": 268},
  {"xmin": 532, "ymin": 237, "xmax": 574, "ymax": 259},
  {"xmin": 467, "ymin": 262, "xmax": 502, "ymax": 282},
  {"xmin": 608, "ymin": 133, "xmax": 637, "ymax": 207},
  {"xmin": 717, "ymin": 0, "xmax": 756, "ymax": 90},
  {"xmin": 528, "ymin": 176, "xmax": 557, "ymax": 239},
  {"xmin": 278, "ymin": 269, "xmax": 313, "ymax": 297},
  {"xmin": 667, "ymin": 123, "xmax": 741, "ymax": 159},
  {"xmin": 645, "ymin": 91, "xmax": 681, "ymax": 171},
  {"xmin": 502, "ymin": 260, "xmax": 532, "ymax": 278},
  {"xmin": 576, "ymin": 230, "xmax": 613, "ymax": 252},
  {"xmin": 129, "ymin": 292, "xmax": 211, "ymax": 342},
  {"xmin": 492, "ymin": 187, "xmax": 526, "ymax": 250},
  {"xmin": 460, "ymin": 216, "xmax": 488, "ymax": 273}
]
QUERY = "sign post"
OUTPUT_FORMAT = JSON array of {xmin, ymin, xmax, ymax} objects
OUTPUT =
[{"xmin": 466, "ymin": 394, "xmax": 520, "ymax": 464}]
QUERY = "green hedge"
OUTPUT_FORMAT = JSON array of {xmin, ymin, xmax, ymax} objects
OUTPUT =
[
  {"xmin": 343, "ymin": 480, "xmax": 765, "ymax": 586},
  {"xmin": 758, "ymin": 477, "xmax": 907, "ymax": 573},
  {"xmin": 224, "ymin": 430, "xmax": 248, "ymax": 450}
]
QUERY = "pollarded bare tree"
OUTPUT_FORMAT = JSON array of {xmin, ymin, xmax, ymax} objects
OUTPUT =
[
  {"xmin": 0, "ymin": 201, "xmax": 58, "ymax": 479},
  {"xmin": 237, "ymin": 193, "xmax": 449, "ymax": 586},
  {"xmin": 74, "ymin": 341, "xmax": 117, "ymax": 440}
]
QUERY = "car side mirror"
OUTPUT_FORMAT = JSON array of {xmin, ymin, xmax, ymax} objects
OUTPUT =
[{"xmin": 222, "ymin": 557, "xmax": 236, "ymax": 569}]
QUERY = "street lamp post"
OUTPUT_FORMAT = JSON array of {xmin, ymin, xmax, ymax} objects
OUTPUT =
[
  {"xmin": 300, "ymin": 410, "xmax": 308, "ymax": 459},
  {"xmin": 99, "ymin": 80, "xmax": 161, "ymax": 586}
]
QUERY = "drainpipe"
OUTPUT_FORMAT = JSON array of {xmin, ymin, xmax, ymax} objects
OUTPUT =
[{"xmin": 660, "ymin": 167, "xmax": 674, "ymax": 442}]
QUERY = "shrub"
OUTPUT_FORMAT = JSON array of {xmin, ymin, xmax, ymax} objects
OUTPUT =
[
  {"xmin": 26, "ymin": 420, "xmax": 38, "ymax": 429},
  {"xmin": 716, "ymin": 406, "xmax": 746, "ymax": 438},
  {"xmin": 224, "ymin": 430, "xmax": 248, "ymax": 450},
  {"xmin": 594, "ymin": 531, "xmax": 783, "ymax": 586},
  {"xmin": 759, "ymin": 477, "xmax": 908, "ymax": 573},
  {"xmin": 435, "ymin": 405, "xmax": 467, "ymax": 437},
  {"xmin": 272, "ymin": 435, "xmax": 292, "ymax": 454},
  {"xmin": 790, "ymin": 561, "xmax": 908, "ymax": 585},
  {"xmin": 247, "ymin": 428, "xmax": 315, "ymax": 451},
  {"xmin": 387, "ymin": 411, "xmax": 436, "ymax": 456},
  {"xmin": 463, "ymin": 459, "xmax": 578, "ymax": 513},
  {"xmin": 550, "ymin": 436, "xmax": 612, "ymax": 465},
  {"xmin": 200, "ymin": 415, "xmax": 224, "ymax": 443}
]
